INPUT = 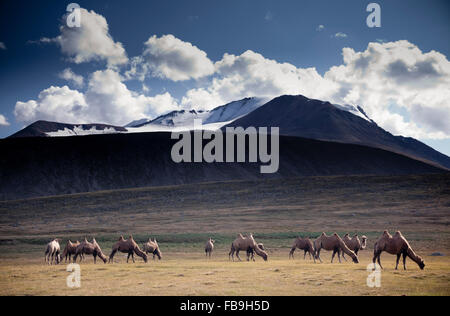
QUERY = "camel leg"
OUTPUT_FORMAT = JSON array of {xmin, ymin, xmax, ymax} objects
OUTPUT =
[
  {"xmin": 131, "ymin": 252, "xmax": 135, "ymax": 263},
  {"xmin": 337, "ymin": 249, "xmax": 342, "ymax": 263},
  {"xmin": 127, "ymin": 252, "xmax": 131, "ymax": 263},
  {"xmin": 402, "ymin": 252, "xmax": 407, "ymax": 270},
  {"xmin": 342, "ymin": 251, "xmax": 347, "ymax": 262},
  {"xmin": 109, "ymin": 249, "xmax": 117, "ymax": 263},
  {"xmin": 331, "ymin": 249, "xmax": 337, "ymax": 263},
  {"xmin": 316, "ymin": 248, "xmax": 323, "ymax": 263},
  {"xmin": 94, "ymin": 254, "xmax": 97, "ymax": 264},
  {"xmin": 311, "ymin": 250, "xmax": 316, "ymax": 263},
  {"xmin": 236, "ymin": 249, "xmax": 242, "ymax": 261},
  {"xmin": 395, "ymin": 254, "xmax": 401, "ymax": 270},
  {"xmin": 377, "ymin": 253, "xmax": 383, "ymax": 270}
]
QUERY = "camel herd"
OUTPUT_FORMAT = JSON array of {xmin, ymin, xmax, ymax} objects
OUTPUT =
[{"xmin": 44, "ymin": 231, "xmax": 425, "ymax": 270}]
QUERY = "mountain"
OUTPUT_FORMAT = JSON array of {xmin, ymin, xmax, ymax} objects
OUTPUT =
[
  {"xmin": 0, "ymin": 131, "xmax": 444, "ymax": 200},
  {"xmin": 9, "ymin": 120, "xmax": 127, "ymax": 138},
  {"xmin": 225, "ymin": 95, "xmax": 450, "ymax": 169},
  {"xmin": 125, "ymin": 97, "xmax": 269, "ymax": 131}
]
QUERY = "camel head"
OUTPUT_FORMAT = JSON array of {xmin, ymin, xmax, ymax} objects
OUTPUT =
[
  {"xmin": 361, "ymin": 235, "xmax": 367, "ymax": 249},
  {"xmin": 351, "ymin": 254, "xmax": 359, "ymax": 264},
  {"xmin": 260, "ymin": 251, "xmax": 268, "ymax": 261},
  {"xmin": 154, "ymin": 247, "xmax": 162, "ymax": 260},
  {"xmin": 417, "ymin": 256, "xmax": 425, "ymax": 270}
]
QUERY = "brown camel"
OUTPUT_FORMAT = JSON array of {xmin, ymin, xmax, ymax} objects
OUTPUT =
[
  {"xmin": 61, "ymin": 240, "xmax": 81, "ymax": 263},
  {"xmin": 142, "ymin": 238, "xmax": 162, "ymax": 260},
  {"xmin": 314, "ymin": 233, "xmax": 359, "ymax": 263},
  {"xmin": 229, "ymin": 234, "xmax": 268, "ymax": 261},
  {"xmin": 73, "ymin": 238, "xmax": 107, "ymax": 264},
  {"xmin": 247, "ymin": 243, "xmax": 266, "ymax": 261},
  {"xmin": 373, "ymin": 231, "xmax": 425, "ymax": 270},
  {"xmin": 342, "ymin": 234, "xmax": 367, "ymax": 261},
  {"xmin": 205, "ymin": 238, "xmax": 215, "ymax": 259},
  {"xmin": 44, "ymin": 239, "xmax": 61, "ymax": 265},
  {"xmin": 109, "ymin": 235, "xmax": 148, "ymax": 263},
  {"xmin": 289, "ymin": 237, "xmax": 316, "ymax": 263}
]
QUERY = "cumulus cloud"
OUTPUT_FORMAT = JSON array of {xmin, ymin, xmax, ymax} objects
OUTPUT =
[
  {"xmin": 334, "ymin": 32, "xmax": 348, "ymax": 38},
  {"xmin": 59, "ymin": 68, "xmax": 84, "ymax": 87},
  {"xmin": 126, "ymin": 34, "xmax": 215, "ymax": 81},
  {"xmin": 324, "ymin": 40, "xmax": 450, "ymax": 139},
  {"xmin": 52, "ymin": 8, "xmax": 128, "ymax": 67},
  {"xmin": 0, "ymin": 42, "xmax": 6, "ymax": 50},
  {"xmin": 0, "ymin": 114, "xmax": 9, "ymax": 126},
  {"xmin": 14, "ymin": 70, "xmax": 179, "ymax": 126},
  {"xmin": 181, "ymin": 50, "xmax": 337, "ymax": 110},
  {"xmin": 316, "ymin": 25, "xmax": 325, "ymax": 31}
]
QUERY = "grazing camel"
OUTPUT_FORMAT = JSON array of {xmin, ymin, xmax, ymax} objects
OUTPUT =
[
  {"xmin": 143, "ymin": 238, "xmax": 162, "ymax": 260},
  {"xmin": 61, "ymin": 240, "xmax": 81, "ymax": 263},
  {"xmin": 229, "ymin": 234, "xmax": 268, "ymax": 262},
  {"xmin": 373, "ymin": 231, "xmax": 425, "ymax": 270},
  {"xmin": 73, "ymin": 238, "xmax": 107, "ymax": 264},
  {"xmin": 247, "ymin": 243, "xmax": 266, "ymax": 261},
  {"xmin": 44, "ymin": 239, "xmax": 61, "ymax": 265},
  {"xmin": 342, "ymin": 234, "xmax": 367, "ymax": 261},
  {"xmin": 289, "ymin": 237, "xmax": 316, "ymax": 263},
  {"xmin": 109, "ymin": 235, "xmax": 148, "ymax": 263},
  {"xmin": 205, "ymin": 238, "xmax": 215, "ymax": 259},
  {"xmin": 314, "ymin": 233, "xmax": 359, "ymax": 263}
]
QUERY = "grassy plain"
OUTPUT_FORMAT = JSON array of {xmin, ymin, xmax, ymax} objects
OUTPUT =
[{"xmin": 0, "ymin": 174, "xmax": 449, "ymax": 295}]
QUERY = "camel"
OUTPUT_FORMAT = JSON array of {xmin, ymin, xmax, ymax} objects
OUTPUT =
[
  {"xmin": 44, "ymin": 239, "xmax": 61, "ymax": 265},
  {"xmin": 73, "ymin": 237, "xmax": 107, "ymax": 264},
  {"xmin": 247, "ymin": 243, "xmax": 266, "ymax": 261},
  {"xmin": 142, "ymin": 238, "xmax": 162, "ymax": 260},
  {"xmin": 205, "ymin": 238, "xmax": 215, "ymax": 259},
  {"xmin": 342, "ymin": 234, "xmax": 367, "ymax": 261},
  {"xmin": 314, "ymin": 233, "xmax": 359, "ymax": 263},
  {"xmin": 289, "ymin": 237, "xmax": 316, "ymax": 263},
  {"xmin": 61, "ymin": 240, "xmax": 82, "ymax": 263},
  {"xmin": 229, "ymin": 234, "xmax": 268, "ymax": 262},
  {"xmin": 109, "ymin": 235, "xmax": 148, "ymax": 263},
  {"xmin": 373, "ymin": 231, "xmax": 425, "ymax": 270}
]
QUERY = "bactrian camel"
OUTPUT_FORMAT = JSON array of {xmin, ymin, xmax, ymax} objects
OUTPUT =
[
  {"xmin": 229, "ymin": 234, "xmax": 268, "ymax": 261},
  {"xmin": 73, "ymin": 238, "xmax": 107, "ymax": 264},
  {"xmin": 109, "ymin": 235, "xmax": 148, "ymax": 263},
  {"xmin": 373, "ymin": 231, "xmax": 425, "ymax": 270},
  {"xmin": 205, "ymin": 238, "xmax": 215, "ymax": 259},
  {"xmin": 342, "ymin": 234, "xmax": 367, "ymax": 261},
  {"xmin": 289, "ymin": 237, "xmax": 316, "ymax": 263},
  {"xmin": 45, "ymin": 239, "xmax": 61, "ymax": 265},
  {"xmin": 61, "ymin": 240, "xmax": 82, "ymax": 263},
  {"xmin": 314, "ymin": 233, "xmax": 359, "ymax": 263},
  {"xmin": 143, "ymin": 238, "xmax": 162, "ymax": 260},
  {"xmin": 247, "ymin": 243, "xmax": 266, "ymax": 261}
]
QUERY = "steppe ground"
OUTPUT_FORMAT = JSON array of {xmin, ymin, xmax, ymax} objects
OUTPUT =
[{"xmin": 0, "ymin": 174, "xmax": 449, "ymax": 296}]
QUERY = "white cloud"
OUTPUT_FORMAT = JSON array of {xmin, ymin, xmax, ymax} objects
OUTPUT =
[
  {"xmin": 127, "ymin": 34, "xmax": 215, "ymax": 81},
  {"xmin": 334, "ymin": 32, "xmax": 348, "ymax": 38},
  {"xmin": 0, "ymin": 42, "xmax": 6, "ymax": 50},
  {"xmin": 316, "ymin": 25, "xmax": 325, "ymax": 31},
  {"xmin": 0, "ymin": 114, "xmax": 9, "ymax": 126},
  {"xmin": 264, "ymin": 11, "xmax": 273, "ymax": 21},
  {"xmin": 324, "ymin": 40, "xmax": 450, "ymax": 139},
  {"xmin": 181, "ymin": 50, "xmax": 337, "ymax": 110},
  {"xmin": 53, "ymin": 8, "xmax": 128, "ymax": 67},
  {"xmin": 14, "ymin": 70, "xmax": 179, "ymax": 126},
  {"xmin": 58, "ymin": 68, "xmax": 84, "ymax": 87}
]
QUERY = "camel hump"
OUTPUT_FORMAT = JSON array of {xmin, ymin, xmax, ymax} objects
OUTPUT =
[
  {"xmin": 129, "ymin": 235, "xmax": 133, "ymax": 240},
  {"xmin": 238, "ymin": 233, "xmax": 244, "ymax": 238},
  {"xmin": 383, "ymin": 230, "xmax": 389, "ymax": 235},
  {"xmin": 344, "ymin": 233, "xmax": 349, "ymax": 237},
  {"xmin": 353, "ymin": 233, "xmax": 358, "ymax": 237},
  {"xmin": 119, "ymin": 235, "xmax": 124, "ymax": 241},
  {"xmin": 394, "ymin": 231, "xmax": 402, "ymax": 237},
  {"xmin": 321, "ymin": 232, "xmax": 326, "ymax": 236},
  {"xmin": 333, "ymin": 233, "xmax": 338, "ymax": 236}
]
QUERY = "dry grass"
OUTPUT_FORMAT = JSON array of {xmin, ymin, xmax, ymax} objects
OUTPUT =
[
  {"xmin": 0, "ymin": 250, "xmax": 448, "ymax": 296},
  {"xmin": 0, "ymin": 174, "xmax": 449, "ymax": 296}
]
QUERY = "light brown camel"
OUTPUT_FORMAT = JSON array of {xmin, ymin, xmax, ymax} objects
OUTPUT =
[
  {"xmin": 229, "ymin": 234, "xmax": 268, "ymax": 261},
  {"xmin": 342, "ymin": 234, "xmax": 367, "ymax": 261},
  {"xmin": 314, "ymin": 233, "xmax": 359, "ymax": 263},
  {"xmin": 109, "ymin": 235, "xmax": 148, "ymax": 263},
  {"xmin": 205, "ymin": 238, "xmax": 215, "ymax": 259},
  {"xmin": 247, "ymin": 243, "xmax": 267, "ymax": 261},
  {"xmin": 44, "ymin": 239, "xmax": 61, "ymax": 265},
  {"xmin": 73, "ymin": 238, "xmax": 107, "ymax": 264},
  {"xmin": 142, "ymin": 238, "xmax": 162, "ymax": 260},
  {"xmin": 61, "ymin": 240, "xmax": 82, "ymax": 263},
  {"xmin": 289, "ymin": 237, "xmax": 316, "ymax": 263},
  {"xmin": 373, "ymin": 231, "xmax": 425, "ymax": 270}
]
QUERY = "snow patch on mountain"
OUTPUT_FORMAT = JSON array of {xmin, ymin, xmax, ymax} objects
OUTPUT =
[{"xmin": 46, "ymin": 126, "xmax": 124, "ymax": 137}]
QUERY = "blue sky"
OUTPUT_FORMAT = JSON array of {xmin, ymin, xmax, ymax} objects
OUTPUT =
[{"xmin": 0, "ymin": 0, "xmax": 449, "ymax": 155}]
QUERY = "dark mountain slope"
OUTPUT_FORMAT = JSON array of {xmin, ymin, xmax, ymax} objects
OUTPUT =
[
  {"xmin": 0, "ymin": 132, "xmax": 444, "ymax": 200},
  {"xmin": 226, "ymin": 95, "xmax": 450, "ymax": 169}
]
